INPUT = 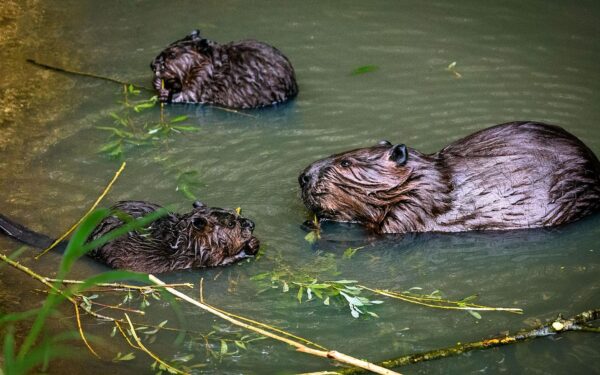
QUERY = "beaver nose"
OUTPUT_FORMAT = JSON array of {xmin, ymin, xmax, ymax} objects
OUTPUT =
[
  {"xmin": 241, "ymin": 219, "xmax": 255, "ymax": 231},
  {"xmin": 299, "ymin": 172, "xmax": 311, "ymax": 188}
]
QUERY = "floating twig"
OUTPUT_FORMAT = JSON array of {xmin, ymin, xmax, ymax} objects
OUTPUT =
[
  {"xmin": 74, "ymin": 303, "xmax": 101, "ymax": 359},
  {"xmin": 26, "ymin": 58, "xmax": 153, "ymax": 91},
  {"xmin": 199, "ymin": 278, "xmax": 327, "ymax": 351},
  {"xmin": 358, "ymin": 285, "xmax": 523, "ymax": 314},
  {"xmin": 27, "ymin": 58, "xmax": 255, "ymax": 118},
  {"xmin": 124, "ymin": 313, "xmax": 186, "ymax": 375},
  {"xmin": 0, "ymin": 253, "xmax": 117, "ymax": 322},
  {"xmin": 150, "ymin": 274, "xmax": 399, "ymax": 375},
  {"xmin": 44, "ymin": 277, "xmax": 193, "ymax": 291},
  {"xmin": 446, "ymin": 61, "xmax": 462, "ymax": 78},
  {"xmin": 36, "ymin": 162, "xmax": 127, "ymax": 259},
  {"xmin": 322, "ymin": 308, "xmax": 600, "ymax": 375}
]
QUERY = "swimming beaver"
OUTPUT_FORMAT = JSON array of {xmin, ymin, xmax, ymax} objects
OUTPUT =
[
  {"xmin": 150, "ymin": 30, "xmax": 298, "ymax": 108},
  {"xmin": 299, "ymin": 121, "xmax": 600, "ymax": 234},
  {"xmin": 0, "ymin": 200, "xmax": 260, "ymax": 273}
]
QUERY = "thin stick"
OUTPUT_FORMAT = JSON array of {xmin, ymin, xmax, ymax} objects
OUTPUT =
[
  {"xmin": 331, "ymin": 308, "xmax": 600, "ymax": 375},
  {"xmin": 359, "ymin": 285, "xmax": 523, "ymax": 314},
  {"xmin": 0, "ymin": 253, "xmax": 117, "ymax": 322},
  {"xmin": 26, "ymin": 59, "xmax": 153, "ymax": 91},
  {"xmin": 88, "ymin": 300, "xmax": 145, "ymax": 315},
  {"xmin": 44, "ymin": 277, "xmax": 193, "ymax": 290},
  {"xmin": 74, "ymin": 303, "xmax": 101, "ymax": 359},
  {"xmin": 199, "ymin": 278, "xmax": 204, "ymax": 303},
  {"xmin": 150, "ymin": 274, "xmax": 399, "ymax": 375},
  {"xmin": 114, "ymin": 321, "xmax": 141, "ymax": 350},
  {"xmin": 124, "ymin": 313, "xmax": 186, "ymax": 375},
  {"xmin": 199, "ymin": 278, "xmax": 327, "ymax": 351},
  {"xmin": 36, "ymin": 162, "xmax": 127, "ymax": 258},
  {"xmin": 28, "ymin": 58, "xmax": 255, "ymax": 118}
]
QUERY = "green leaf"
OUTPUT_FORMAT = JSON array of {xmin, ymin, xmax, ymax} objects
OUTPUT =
[
  {"xmin": 220, "ymin": 340, "xmax": 228, "ymax": 355},
  {"xmin": 468, "ymin": 310, "xmax": 482, "ymax": 320},
  {"xmin": 323, "ymin": 296, "xmax": 330, "ymax": 306},
  {"xmin": 234, "ymin": 341, "xmax": 247, "ymax": 350},
  {"xmin": 113, "ymin": 352, "xmax": 136, "ymax": 362},
  {"xmin": 297, "ymin": 286, "xmax": 304, "ymax": 303},
  {"xmin": 133, "ymin": 101, "xmax": 156, "ymax": 112},
  {"xmin": 304, "ymin": 231, "xmax": 317, "ymax": 244},
  {"xmin": 351, "ymin": 65, "xmax": 379, "ymax": 75},
  {"xmin": 169, "ymin": 115, "xmax": 189, "ymax": 123},
  {"xmin": 282, "ymin": 281, "xmax": 289, "ymax": 292},
  {"xmin": 250, "ymin": 272, "xmax": 270, "ymax": 281},
  {"xmin": 172, "ymin": 126, "xmax": 199, "ymax": 132},
  {"xmin": 98, "ymin": 139, "xmax": 122, "ymax": 153}
]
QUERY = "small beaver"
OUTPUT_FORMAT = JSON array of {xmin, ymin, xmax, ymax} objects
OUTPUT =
[
  {"xmin": 299, "ymin": 121, "xmax": 600, "ymax": 234},
  {"xmin": 150, "ymin": 30, "xmax": 298, "ymax": 109},
  {"xmin": 0, "ymin": 200, "xmax": 260, "ymax": 273}
]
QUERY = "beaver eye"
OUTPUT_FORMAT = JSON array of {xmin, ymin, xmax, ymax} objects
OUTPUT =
[
  {"xmin": 340, "ymin": 159, "xmax": 352, "ymax": 168},
  {"xmin": 227, "ymin": 220, "xmax": 236, "ymax": 228}
]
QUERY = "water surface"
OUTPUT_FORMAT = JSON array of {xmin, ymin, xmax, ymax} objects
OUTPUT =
[{"xmin": 0, "ymin": 1, "xmax": 599, "ymax": 374}]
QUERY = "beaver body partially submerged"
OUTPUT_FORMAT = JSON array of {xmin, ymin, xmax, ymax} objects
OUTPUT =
[
  {"xmin": 151, "ymin": 30, "xmax": 298, "ymax": 109},
  {"xmin": 299, "ymin": 121, "xmax": 600, "ymax": 234},
  {"xmin": 0, "ymin": 200, "xmax": 259, "ymax": 273}
]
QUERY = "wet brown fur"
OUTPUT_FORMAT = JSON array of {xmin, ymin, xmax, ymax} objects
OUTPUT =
[
  {"xmin": 0, "ymin": 201, "xmax": 259, "ymax": 273},
  {"xmin": 151, "ymin": 30, "xmax": 298, "ymax": 109},
  {"xmin": 87, "ymin": 201, "xmax": 259, "ymax": 273},
  {"xmin": 299, "ymin": 121, "xmax": 600, "ymax": 234}
]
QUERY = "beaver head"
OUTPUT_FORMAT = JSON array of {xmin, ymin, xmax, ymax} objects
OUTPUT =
[
  {"xmin": 150, "ymin": 30, "xmax": 217, "ymax": 103},
  {"xmin": 299, "ymin": 141, "xmax": 450, "ymax": 233},
  {"xmin": 169, "ymin": 201, "xmax": 260, "ymax": 268}
]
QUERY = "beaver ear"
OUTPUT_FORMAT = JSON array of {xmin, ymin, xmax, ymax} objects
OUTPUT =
[
  {"xmin": 378, "ymin": 140, "xmax": 392, "ymax": 147},
  {"xmin": 189, "ymin": 29, "xmax": 201, "ymax": 40},
  {"xmin": 389, "ymin": 144, "xmax": 408, "ymax": 165},
  {"xmin": 193, "ymin": 201, "xmax": 205, "ymax": 209},
  {"xmin": 192, "ymin": 217, "xmax": 208, "ymax": 230}
]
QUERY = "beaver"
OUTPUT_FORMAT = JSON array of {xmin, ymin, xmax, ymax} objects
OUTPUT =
[
  {"xmin": 299, "ymin": 121, "xmax": 600, "ymax": 234},
  {"xmin": 150, "ymin": 30, "xmax": 298, "ymax": 109},
  {"xmin": 0, "ymin": 200, "xmax": 260, "ymax": 273}
]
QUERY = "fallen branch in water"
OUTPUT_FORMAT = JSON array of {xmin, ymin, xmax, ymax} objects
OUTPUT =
[
  {"xmin": 36, "ymin": 162, "xmax": 127, "ymax": 258},
  {"xmin": 150, "ymin": 274, "xmax": 400, "ymax": 375},
  {"xmin": 358, "ymin": 285, "xmax": 523, "ymax": 314},
  {"xmin": 307, "ymin": 308, "xmax": 600, "ymax": 375},
  {"xmin": 124, "ymin": 313, "xmax": 186, "ymax": 375},
  {"xmin": 26, "ymin": 58, "xmax": 153, "ymax": 91},
  {"xmin": 44, "ymin": 277, "xmax": 193, "ymax": 291}
]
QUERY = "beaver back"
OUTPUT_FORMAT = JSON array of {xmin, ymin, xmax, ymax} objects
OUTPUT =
[{"xmin": 299, "ymin": 121, "xmax": 600, "ymax": 234}]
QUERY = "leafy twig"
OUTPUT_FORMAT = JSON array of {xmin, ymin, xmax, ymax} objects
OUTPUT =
[{"xmin": 150, "ymin": 274, "xmax": 400, "ymax": 375}]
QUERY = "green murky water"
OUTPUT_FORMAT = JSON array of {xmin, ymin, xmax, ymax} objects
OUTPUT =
[{"xmin": 1, "ymin": 1, "xmax": 599, "ymax": 373}]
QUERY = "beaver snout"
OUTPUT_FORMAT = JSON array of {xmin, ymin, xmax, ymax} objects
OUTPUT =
[
  {"xmin": 240, "ymin": 218, "xmax": 255, "ymax": 231},
  {"xmin": 298, "ymin": 171, "xmax": 311, "ymax": 188}
]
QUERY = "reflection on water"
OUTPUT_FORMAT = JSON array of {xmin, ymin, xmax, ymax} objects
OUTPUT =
[{"xmin": 0, "ymin": 0, "xmax": 599, "ymax": 373}]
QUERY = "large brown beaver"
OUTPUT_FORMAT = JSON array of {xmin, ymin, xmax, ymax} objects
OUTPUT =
[
  {"xmin": 299, "ymin": 121, "xmax": 600, "ymax": 234},
  {"xmin": 0, "ymin": 200, "xmax": 260, "ymax": 273},
  {"xmin": 150, "ymin": 30, "xmax": 298, "ymax": 109}
]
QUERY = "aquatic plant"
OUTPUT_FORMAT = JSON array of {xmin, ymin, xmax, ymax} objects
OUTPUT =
[
  {"xmin": 251, "ymin": 251, "xmax": 383, "ymax": 318},
  {"xmin": 97, "ymin": 85, "xmax": 204, "ymax": 200},
  {"xmin": 98, "ymin": 85, "xmax": 198, "ymax": 159}
]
